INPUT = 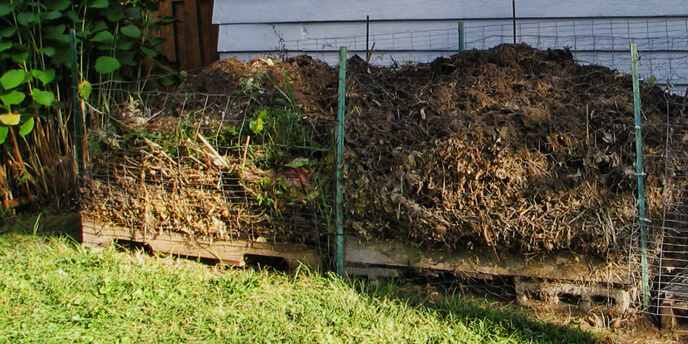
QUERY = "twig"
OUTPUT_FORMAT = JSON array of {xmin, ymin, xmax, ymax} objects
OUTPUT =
[
  {"xmin": 196, "ymin": 133, "xmax": 231, "ymax": 169},
  {"xmin": 241, "ymin": 136, "xmax": 250, "ymax": 171}
]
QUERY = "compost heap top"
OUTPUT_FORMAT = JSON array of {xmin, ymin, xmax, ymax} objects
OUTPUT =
[{"xmin": 80, "ymin": 43, "xmax": 684, "ymax": 259}]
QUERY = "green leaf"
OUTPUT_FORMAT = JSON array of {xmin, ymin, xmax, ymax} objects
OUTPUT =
[
  {"xmin": 26, "ymin": 2, "xmax": 46, "ymax": 9},
  {"xmin": 0, "ymin": 4, "xmax": 14, "ymax": 17},
  {"xmin": 39, "ymin": 46, "xmax": 56, "ymax": 57},
  {"xmin": 0, "ymin": 126, "xmax": 8, "ymax": 144},
  {"xmin": 52, "ymin": 50, "xmax": 70, "ymax": 66},
  {"xmin": 12, "ymin": 52, "xmax": 29, "ymax": 64},
  {"xmin": 41, "ymin": 10, "xmax": 62, "ymax": 21},
  {"xmin": 94, "ymin": 56, "xmax": 121, "ymax": 74},
  {"xmin": 0, "ymin": 41, "xmax": 11, "ymax": 52},
  {"xmin": 64, "ymin": 10, "xmax": 80, "ymax": 22},
  {"xmin": 140, "ymin": 46, "xmax": 158, "ymax": 58},
  {"xmin": 90, "ymin": 31, "xmax": 114, "ymax": 43},
  {"xmin": 18, "ymin": 170, "xmax": 32, "ymax": 183},
  {"xmin": 32, "ymin": 69, "xmax": 56, "ymax": 86},
  {"xmin": 90, "ymin": 0, "xmax": 108, "ymax": 9},
  {"xmin": 0, "ymin": 113, "xmax": 21, "ymax": 125},
  {"xmin": 115, "ymin": 39, "xmax": 135, "ymax": 50},
  {"xmin": 0, "ymin": 91, "xmax": 26, "ymax": 106},
  {"xmin": 43, "ymin": 25, "xmax": 69, "ymax": 43},
  {"xmin": 0, "ymin": 27, "xmax": 17, "ymax": 38},
  {"xmin": 17, "ymin": 12, "xmax": 39, "ymax": 26},
  {"xmin": 0, "ymin": 69, "xmax": 27, "ymax": 90},
  {"xmin": 124, "ymin": 7, "xmax": 142, "ymax": 22},
  {"xmin": 249, "ymin": 118, "xmax": 264, "ymax": 134},
  {"xmin": 89, "ymin": 20, "xmax": 108, "ymax": 34},
  {"xmin": 19, "ymin": 117, "xmax": 34, "ymax": 137},
  {"xmin": 120, "ymin": 25, "xmax": 141, "ymax": 39},
  {"xmin": 104, "ymin": 6, "xmax": 124, "ymax": 22},
  {"xmin": 78, "ymin": 80, "xmax": 92, "ymax": 100},
  {"xmin": 45, "ymin": 0, "xmax": 70, "ymax": 11},
  {"xmin": 116, "ymin": 51, "xmax": 135, "ymax": 66},
  {"xmin": 155, "ymin": 16, "xmax": 180, "ymax": 26},
  {"xmin": 31, "ymin": 89, "xmax": 54, "ymax": 106}
]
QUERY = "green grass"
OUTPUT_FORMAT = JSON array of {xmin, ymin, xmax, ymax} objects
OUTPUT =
[{"xmin": 0, "ymin": 229, "xmax": 601, "ymax": 344}]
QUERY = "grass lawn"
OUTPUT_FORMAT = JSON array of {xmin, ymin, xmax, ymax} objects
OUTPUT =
[{"xmin": 0, "ymin": 220, "xmax": 606, "ymax": 343}]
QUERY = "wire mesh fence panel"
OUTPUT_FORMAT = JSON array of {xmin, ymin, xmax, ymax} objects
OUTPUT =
[
  {"xmin": 643, "ymin": 89, "xmax": 688, "ymax": 328},
  {"xmin": 80, "ymin": 70, "xmax": 338, "ymax": 261},
  {"xmin": 262, "ymin": 17, "xmax": 688, "ymax": 90}
]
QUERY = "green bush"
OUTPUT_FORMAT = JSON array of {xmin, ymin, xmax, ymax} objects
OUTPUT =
[{"xmin": 0, "ymin": 0, "xmax": 176, "ymax": 143}]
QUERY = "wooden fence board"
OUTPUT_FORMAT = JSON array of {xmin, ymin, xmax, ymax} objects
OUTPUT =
[{"xmin": 154, "ymin": 0, "xmax": 219, "ymax": 71}]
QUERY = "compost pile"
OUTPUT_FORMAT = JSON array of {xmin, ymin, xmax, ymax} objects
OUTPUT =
[{"xmin": 80, "ymin": 43, "xmax": 685, "ymax": 257}]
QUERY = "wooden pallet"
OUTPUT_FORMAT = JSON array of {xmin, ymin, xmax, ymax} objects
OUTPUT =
[
  {"xmin": 81, "ymin": 216, "xmax": 321, "ymax": 270},
  {"xmin": 344, "ymin": 236, "xmax": 631, "ymax": 314},
  {"xmin": 660, "ymin": 300, "xmax": 688, "ymax": 330},
  {"xmin": 514, "ymin": 277, "xmax": 630, "ymax": 316}
]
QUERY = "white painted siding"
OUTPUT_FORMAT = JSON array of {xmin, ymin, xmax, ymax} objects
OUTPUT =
[
  {"xmin": 213, "ymin": 1, "xmax": 688, "ymax": 88},
  {"xmin": 213, "ymin": 0, "xmax": 688, "ymax": 23}
]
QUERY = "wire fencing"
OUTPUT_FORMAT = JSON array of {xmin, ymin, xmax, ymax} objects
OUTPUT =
[
  {"xmin": 282, "ymin": 17, "xmax": 688, "ymax": 322},
  {"xmin": 79, "ymin": 80, "xmax": 337, "ymax": 258},
  {"xmin": 641, "ymin": 84, "xmax": 688, "ymax": 326},
  {"xmin": 275, "ymin": 16, "xmax": 688, "ymax": 90}
]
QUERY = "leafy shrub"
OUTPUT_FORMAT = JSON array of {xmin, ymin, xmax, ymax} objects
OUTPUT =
[{"xmin": 0, "ymin": 0, "xmax": 176, "ymax": 143}]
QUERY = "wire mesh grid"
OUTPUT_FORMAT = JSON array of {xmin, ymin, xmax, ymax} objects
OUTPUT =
[
  {"xmin": 641, "ymin": 90, "xmax": 688, "ymax": 325},
  {"xmin": 80, "ymin": 86, "xmax": 337, "ymax": 255},
  {"xmin": 273, "ymin": 17, "xmax": 688, "ymax": 89}
]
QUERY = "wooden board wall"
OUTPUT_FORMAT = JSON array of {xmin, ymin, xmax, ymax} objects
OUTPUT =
[{"xmin": 155, "ymin": 0, "xmax": 219, "ymax": 71}]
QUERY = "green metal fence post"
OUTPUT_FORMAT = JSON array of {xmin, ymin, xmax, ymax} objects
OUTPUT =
[
  {"xmin": 457, "ymin": 22, "xmax": 465, "ymax": 53},
  {"xmin": 70, "ymin": 29, "xmax": 83, "ymax": 176},
  {"xmin": 335, "ymin": 47, "xmax": 348, "ymax": 277},
  {"xmin": 630, "ymin": 42, "xmax": 650, "ymax": 307}
]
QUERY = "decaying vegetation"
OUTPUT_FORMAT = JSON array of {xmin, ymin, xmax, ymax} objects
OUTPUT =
[{"xmin": 80, "ymin": 44, "xmax": 686, "ymax": 259}]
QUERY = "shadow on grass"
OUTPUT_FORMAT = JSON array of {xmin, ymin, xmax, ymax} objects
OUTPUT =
[
  {"xmin": 0, "ymin": 211, "xmax": 81, "ymax": 242},
  {"xmin": 362, "ymin": 278, "xmax": 604, "ymax": 344}
]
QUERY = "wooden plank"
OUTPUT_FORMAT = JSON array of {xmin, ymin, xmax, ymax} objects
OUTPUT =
[
  {"xmin": 172, "ymin": 1, "xmax": 188, "ymax": 69},
  {"xmin": 81, "ymin": 217, "xmax": 321, "ymax": 270},
  {"xmin": 345, "ymin": 267, "xmax": 401, "ymax": 280},
  {"xmin": 213, "ymin": 0, "xmax": 688, "ymax": 25},
  {"xmin": 180, "ymin": 0, "xmax": 203, "ymax": 70},
  {"xmin": 344, "ymin": 237, "xmax": 630, "ymax": 285},
  {"xmin": 198, "ymin": 0, "xmax": 219, "ymax": 66},
  {"xmin": 153, "ymin": 0, "xmax": 177, "ymax": 63},
  {"xmin": 661, "ymin": 301, "xmax": 677, "ymax": 329}
]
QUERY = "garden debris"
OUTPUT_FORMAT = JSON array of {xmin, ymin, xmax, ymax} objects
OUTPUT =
[{"xmin": 80, "ymin": 44, "xmax": 686, "ymax": 259}]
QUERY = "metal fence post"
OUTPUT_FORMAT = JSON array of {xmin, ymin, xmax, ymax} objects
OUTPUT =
[
  {"xmin": 335, "ymin": 47, "xmax": 348, "ymax": 277},
  {"xmin": 630, "ymin": 42, "xmax": 650, "ymax": 307},
  {"xmin": 458, "ymin": 22, "xmax": 465, "ymax": 52},
  {"xmin": 70, "ymin": 29, "xmax": 84, "ymax": 176},
  {"xmin": 512, "ymin": 0, "xmax": 517, "ymax": 44}
]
